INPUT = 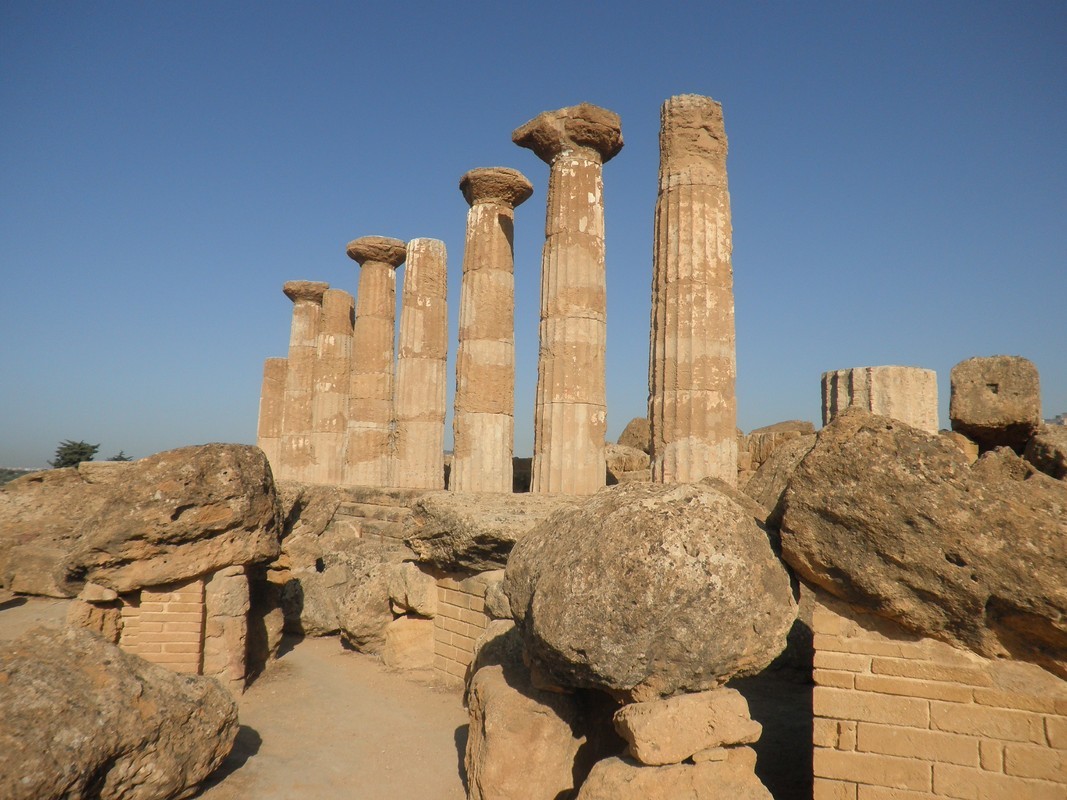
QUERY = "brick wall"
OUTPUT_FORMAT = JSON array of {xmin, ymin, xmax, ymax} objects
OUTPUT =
[
  {"xmin": 812, "ymin": 593, "xmax": 1067, "ymax": 800},
  {"xmin": 433, "ymin": 573, "xmax": 490, "ymax": 681},
  {"xmin": 119, "ymin": 576, "xmax": 206, "ymax": 674}
]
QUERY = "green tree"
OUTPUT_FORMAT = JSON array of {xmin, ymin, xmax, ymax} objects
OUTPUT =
[
  {"xmin": 49, "ymin": 440, "xmax": 99, "ymax": 468},
  {"xmin": 108, "ymin": 450, "xmax": 132, "ymax": 462}
]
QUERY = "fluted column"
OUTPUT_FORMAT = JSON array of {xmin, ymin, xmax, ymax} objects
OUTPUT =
[
  {"xmin": 310, "ymin": 289, "xmax": 354, "ymax": 485},
  {"xmin": 344, "ymin": 236, "xmax": 406, "ymax": 487},
  {"xmin": 279, "ymin": 281, "xmax": 329, "ymax": 482},
  {"xmin": 394, "ymin": 238, "xmax": 448, "ymax": 489},
  {"xmin": 649, "ymin": 94, "xmax": 737, "ymax": 485},
  {"xmin": 449, "ymin": 168, "xmax": 533, "ymax": 493},
  {"xmin": 514, "ymin": 104, "xmax": 623, "ymax": 495},
  {"xmin": 256, "ymin": 357, "xmax": 287, "ymax": 476}
]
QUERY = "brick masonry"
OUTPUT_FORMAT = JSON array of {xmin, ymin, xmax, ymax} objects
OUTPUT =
[
  {"xmin": 119, "ymin": 576, "xmax": 206, "ymax": 674},
  {"xmin": 812, "ymin": 592, "xmax": 1067, "ymax": 800},
  {"xmin": 433, "ymin": 572, "xmax": 490, "ymax": 682}
]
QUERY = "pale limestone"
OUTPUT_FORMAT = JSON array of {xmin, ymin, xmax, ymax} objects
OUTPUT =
[
  {"xmin": 309, "ymin": 289, "xmax": 354, "ymax": 485},
  {"xmin": 452, "ymin": 168, "xmax": 532, "ymax": 493},
  {"xmin": 514, "ymin": 104, "xmax": 622, "ymax": 495},
  {"xmin": 344, "ymin": 237, "xmax": 406, "ymax": 487},
  {"xmin": 649, "ymin": 94, "xmax": 738, "ymax": 485},
  {"xmin": 394, "ymin": 238, "xmax": 448, "ymax": 489},
  {"xmin": 279, "ymin": 281, "xmax": 329, "ymax": 481},
  {"xmin": 202, "ymin": 566, "xmax": 250, "ymax": 695},
  {"xmin": 256, "ymin": 357, "xmax": 287, "ymax": 475},
  {"xmin": 822, "ymin": 365, "xmax": 938, "ymax": 433}
]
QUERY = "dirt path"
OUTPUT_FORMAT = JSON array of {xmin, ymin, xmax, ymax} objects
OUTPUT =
[{"xmin": 197, "ymin": 637, "xmax": 469, "ymax": 800}]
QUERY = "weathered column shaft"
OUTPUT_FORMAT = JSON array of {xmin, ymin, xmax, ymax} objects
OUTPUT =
[
  {"xmin": 823, "ymin": 366, "xmax": 938, "ymax": 432},
  {"xmin": 310, "ymin": 289, "xmax": 354, "ymax": 485},
  {"xmin": 514, "ymin": 104, "xmax": 622, "ymax": 495},
  {"xmin": 256, "ymin": 357, "xmax": 287, "ymax": 475},
  {"xmin": 452, "ymin": 168, "xmax": 532, "ymax": 493},
  {"xmin": 649, "ymin": 95, "xmax": 737, "ymax": 485},
  {"xmin": 344, "ymin": 237, "xmax": 406, "ymax": 487},
  {"xmin": 279, "ymin": 281, "xmax": 329, "ymax": 482},
  {"xmin": 394, "ymin": 238, "xmax": 448, "ymax": 489}
]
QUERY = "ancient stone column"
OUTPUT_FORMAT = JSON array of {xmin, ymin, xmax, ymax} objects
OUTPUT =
[
  {"xmin": 451, "ymin": 168, "xmax": 533, "ymax": 493},
  {"xmin": 649, "ymin": 94, "xmax": 737, "ymax": 486},
  {"xmin": 256, "ymin": 357, "xmax": 287, "ymax": 476},
  {"xmin": 344, "ymin": 236, "xmax": 406, "ymax": 487},
  {"xmin": 394, "ymin": 238, "xmax": 448, "ymax": 489},
  {"xmin": 279, "ymin": 281, "xmax": 329, "ymax": 482},
  {"xmin": 310, "ymin": 289, "xmax": 354, "ymax": 485},
  {"xmin": 514, "ymin": 104, "xmax": 623, "ymax": 495},
  {"xmin": 822, "ymin": 366, "xmax": 938, "ymax": 432}
]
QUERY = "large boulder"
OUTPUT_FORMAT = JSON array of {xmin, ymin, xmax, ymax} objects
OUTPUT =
[
  {"xmin": 950, "ymin": 355, "xmax": 1042, "ymax": 452},
  {"xmin": 576, "ymin": 752, "xmax": 772, "ymax": 800},
  {"xmin": 1024, "ymin": 424, "xmax": 1067, "ymax": 480},
  {"xmin": 404, "ymin": 491, "xmax": 577, "ymax": 572},
  {"xmin": 605, "ymin": 443, "xmax": 650, "ymax": 484},
  {"xmin": 0, "ymin": 445, "xmax": 280, "ymax": 597},
  {"xmin": 0, "ymin": 626, "xmax": 237, "ymax": 800},
  {"xmin": 504, "ymin": 481, "xmax": 797, "ymax": 701},
  {"xmin": 617, "ymin": 417, "xmax": 651, "ymax": 453},
  {"xmin": 743, "ymin": 434, "xmax": 816, "ymax": 517},
  {"xmin": 745, "ymin": 420, "xmax": 816, "ymax": 470},
  {"xmin": 779, "ymin": 409, "xmax": 1067, "ymax": 678}
]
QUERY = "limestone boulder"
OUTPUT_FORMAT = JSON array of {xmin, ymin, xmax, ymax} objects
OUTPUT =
[
  {"xmin": 504, "ymin": 481, "xmax": 797, "ymax": 700},
  {"xmin": 1025, "ymin": 424, "xmax": 1067, "ymax": 480},
  {"xmin": 617, "ymin": 417, "xmax": 651, "ymax": 453},
  {"xmin": 0, "ymin": 626, "xmax": 237, "ymax": 800},
  {"xmin": 337, "ymin": 562, "xmax": 395, "ymax": 653},
  {"xmin": 605, "ymin": 443, "xmax": 649, "ymax": 484},
  {"xmin": 470, "ymin": 619, "xmax": 525, "ymax": 681},
  {"xmin": 779, "ymin": 409, "xmax": 1067, "ymax": 678},
  {"xmin": 576, "ymin": 752, "xmax": 772, "ymax": 800},
  {"xmin": 482, "ymin": 569, "xmax": 511, "ymax": 619},
  {"xmin": 387, "ymin": 562, "xmax": 437, "ymax": 617},
  {"xmin": 404, "ymin": 491, "xmax": 578, "ymax": 572},
  {"xmin": 613, "ymin": 688, "xmax": 762, "ymax": 766},
  {"xmin": 950, "ymin": 355, "xmax": 1041, "ymax": 452},
  {"xmin": 381, "ymin": 616, "xmax": 434, "ymax": 670},
  {"xmin": 743, "ymin": 434, "xmax": 816, "ymax": 518},
  {"xmin": 274, "ymin": 482, "xmax": 344, "ymax": 571},
  {"xmin": 0, "ymin": 445, "xmax": 280, "ymax": 597},
  {"xmin": 745, "ymin": 420, "xmax": 816, "ymax": 469}
]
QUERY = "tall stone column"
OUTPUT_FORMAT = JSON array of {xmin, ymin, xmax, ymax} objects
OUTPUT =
[
  {"xmin": 344, "ymin": 236, "xmax": 406, "ymax": 487},
  {"xmin": 649, "ymin": 94, "xmax": 737, "ymax": 486},
  {"xmin": 394, "ymin": 238, "xmax": 448, "ymax": 489},
  {"xmin": 310, "ymin": 289, "xmax": 354, "ymax": 485},
  {"xmin": 451, "ymin": 168, "xmax": 533, "ymax": 493},
  {"xmin": 256, "ymin": 357, "xmax": 287, "ymax": 476},
  {"xmin": 279, "ymin": 281, "xmax": 329, "ymax": 482},
  {"xmin": 514, "ymin": 103, "xmax": 623, "ymax": 495}
]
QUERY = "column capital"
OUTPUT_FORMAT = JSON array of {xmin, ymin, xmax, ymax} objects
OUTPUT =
[
  {"xmin": 283, "ymin": 280, "xmax": 329, "ymax": 304},
  {"xmin": 512, "ymin": 103, "xmax": 623, "ymax": 165},
  {"xmin": 459, "ymin": 167, "xmax": 534, "ymax": 209},
  {"xmin": 346, "ymin": 236, "xmax": 407, "ymax": 268}
]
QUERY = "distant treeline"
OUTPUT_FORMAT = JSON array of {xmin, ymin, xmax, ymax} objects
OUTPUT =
[{"xmin": 0, "ymin": 467, "xmax": 36, "ymax": 485}]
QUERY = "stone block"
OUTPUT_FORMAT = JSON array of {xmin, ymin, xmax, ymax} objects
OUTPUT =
[
  {"xmin": 381, "ymin": 616, "xmax": 434, "ymax": 670},
  {"xmin": 950, "ymin": 356, "xmax": 1041, "ymax": 452},
  {"xmin": 822, "ymin": 366, "xmax": 938, "ymax": 432}
]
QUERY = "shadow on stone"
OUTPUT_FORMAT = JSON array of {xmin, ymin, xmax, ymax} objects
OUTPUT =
[{"xmin": 194, "ymin": 724, "xmax": 262, "ymax": 794}]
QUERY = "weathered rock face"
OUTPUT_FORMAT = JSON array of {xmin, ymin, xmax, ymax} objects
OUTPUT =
[
  {"xmin": 779, "ymin": 409, "xmax": 1067, "ymax": 678},
  {"xmin": 1025, "ymin": 424, "xmax": 1067, "ymax": 480},
  {"xmin": 950, "ymin": 355, "xmax": 1042, "ymax": 452},
  {"xmin": 403, "ymin": 491, "xmax": 577, "ymax": 572},
  {"xmin": 605, "ymin": 443, "xmax": 650, "ymax": 484},
  {"xmin": 337, "ymin": 562, "xmax": 394, "ymax": 653},
  {"xmin": 576, "ymin": 752, "xmax": 772, "ymax": 800},
  {"xmin": 0, "ymin": 626, "xmax": 237, "ymax": 800},
  {"xmin": 0, "ymin": 445, "xmax": 280, "ymax": 597},
  {"xmin": 745, "ymin": 421, "xmax": 816, "ymax": 470},
  {"xmin": 466, "ymin": 664, "xmax": 588, "ymax": 800},
  {"xmin": 504, "ymin": 481, "xmax": 797, "ymax": 700},
  {"xmin": 387, "ymin": 562, "xmax": 437, "ymax": 617},
  {"xmin": 613, "ymin": 688, "xmax": 762, "ymax": 766},
  {"xmin": 743, "ymin": 434, "xmax": 816, "ymax": 517},
  {"xmin": 617, "ymin": 417, "xmax": 651, "ymax": 453}
]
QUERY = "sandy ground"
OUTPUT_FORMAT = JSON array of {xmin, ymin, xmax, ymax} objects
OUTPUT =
[{"xmin": 1, "ymin": 596, "xmax": 811, "ymax": 800}]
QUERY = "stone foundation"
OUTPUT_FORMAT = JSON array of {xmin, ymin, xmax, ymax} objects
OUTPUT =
[
  {"xmin": 119, "ymin": 576, "xmax": 205, "ymax": 674},
  {"xmin": 812, "ymin": 593, "xmax": 1067, "ymax": 800},
  {"xmin": 433, "ymin": 573, "xmax": 491, "ymax": 681}
]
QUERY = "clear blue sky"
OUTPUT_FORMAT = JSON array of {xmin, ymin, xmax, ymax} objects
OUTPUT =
[{"xmin": 2, "ymin": 2, "xmax": 1064, "ymax": 468}]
